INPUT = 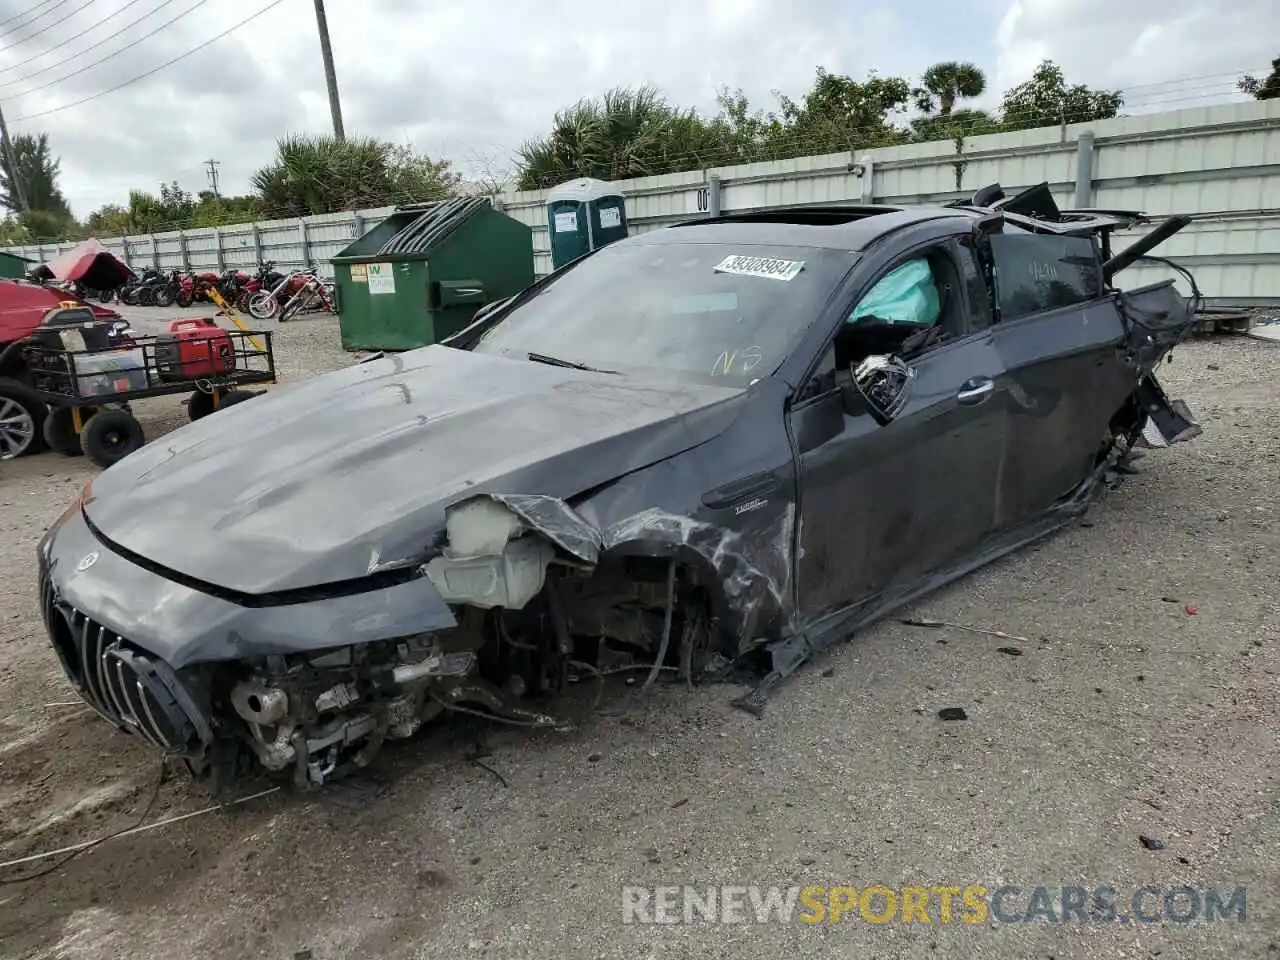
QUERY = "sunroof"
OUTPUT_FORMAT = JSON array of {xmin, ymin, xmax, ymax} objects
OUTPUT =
[{"xmin": 672, "ymin": 206, "xmax": 901, "ymax": 228}]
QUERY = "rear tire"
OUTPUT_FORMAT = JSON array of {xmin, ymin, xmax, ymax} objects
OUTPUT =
[
  {"xmin": 176, "ymin": 291, "xmax": 194, "ymax": 308},
  {"xmin": 187, "ymin": 390, "xmax": 215, "ymax": 421},
  {"xmin": 42, "ymin": 406, "xmax": 94, "ymax": 456},
  {"xmin": 218, "ymin": 389, "xmax": 259, "ymax": 409},
  {"xmin": 0, "ymin": 378, "xmax": 47, "ymax": 459},
  {"xmin": 155, "ymin": 287, "xmax": 175, "ymax": 307},
  {"xmin": 81, "ymin": 408, "xmax": 145, "ymax": 468}
]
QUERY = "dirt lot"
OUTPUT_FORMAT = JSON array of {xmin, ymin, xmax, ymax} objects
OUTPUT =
[{"xmin": 0, "ymin": 307, "xmax": 1276, "ymax": 960}]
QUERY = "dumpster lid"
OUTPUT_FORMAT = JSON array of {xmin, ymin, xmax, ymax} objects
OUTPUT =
[
  {"xmin": 375, "ymin": 197, "xmax": 490, "ymax": 257},
  {"xmin": 547, "ymin": 177, "xmax": 625, "ymax": 203}
]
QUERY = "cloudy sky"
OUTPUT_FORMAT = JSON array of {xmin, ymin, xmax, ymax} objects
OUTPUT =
[{"xmin": 0, "ymin": 0, "xmax": 1272, "ymax": 217}]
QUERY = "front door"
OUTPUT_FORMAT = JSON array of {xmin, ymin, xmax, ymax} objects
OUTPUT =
[{"xmin": 790, "ymin": 240, "xmax": 1008, "ymax": 620}]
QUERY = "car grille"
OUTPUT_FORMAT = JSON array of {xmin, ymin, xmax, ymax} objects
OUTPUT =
[{"xmin": 40, "ymin": 572, "xmax": 208, "ymax": 756}]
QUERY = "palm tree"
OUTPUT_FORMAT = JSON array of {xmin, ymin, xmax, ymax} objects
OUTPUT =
[
  {"xmin": 914, "ymin": 61, "xmax": 987, "ymax": 116},
  {"xmin": 252, "ymin": 135, "xmax": 397, "ymax": 217},
  {"xmin": 515, "ymin": 85, "xmax": 720, "ymax": 190}
]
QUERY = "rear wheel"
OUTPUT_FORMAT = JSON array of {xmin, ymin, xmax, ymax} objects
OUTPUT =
[
  {"xmin": 187, "ymin": 389, "xmax": 215, "ymax": 421},
  {"xmin": 154, "ymin": 287, "xmax": 175, "ymax": 307},
  {"xmin": 0, "ymin": 379, "xmax": 47, "ymax": 459},
  {"xmin": 80, "ymin": 408, "xmax": 145, "ymax": 468},
  {"xmin": 42, "ymin": 406, "xmax": 95, "ymax": 456},
  {"xmin": 218, "ymin": 389, "xmax": 259, "ymax": 408},
  {"xmin": 176, "ymin": 291, "xmax": 194, "ymax": 308}
]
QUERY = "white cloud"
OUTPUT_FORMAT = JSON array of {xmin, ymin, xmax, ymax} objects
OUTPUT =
[
  {"xmin": 0, "ymin": 0, "xmax": 1270, "ymax": 218},
  {"xmin": 992, "ymin": 0, "xmax": 1274, "ymax": 106}
]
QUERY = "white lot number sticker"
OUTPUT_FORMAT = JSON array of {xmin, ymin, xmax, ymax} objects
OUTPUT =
[{"xmin": 714, "ymin": 255, "xmax": 805, "ymax": 281}]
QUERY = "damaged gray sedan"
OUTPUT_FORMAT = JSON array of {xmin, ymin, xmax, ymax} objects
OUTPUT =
[{"xmin": 37, "ymin": 182, "xmax": 1203, "ymax": 789}]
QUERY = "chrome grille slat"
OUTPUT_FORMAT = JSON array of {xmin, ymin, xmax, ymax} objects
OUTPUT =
[
  {"xmin": 39, "ymin": 575, "xmax": 199, "ymax": 753},
  {"xmin": 135, "ymin": 681, "xmax": 173, "ymax": 749},
  {"xmin": 111, "ymin": 660, "xmax": 140, "ymax": 727},
  {"xmin": 92, "ymin": 624, "xmax": 118, "ymax": 717}
]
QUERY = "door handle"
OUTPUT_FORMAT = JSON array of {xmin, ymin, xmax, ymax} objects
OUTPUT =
[{"xmin": 957, "ymin": 378, "xmax": 994, "ymax": 404}]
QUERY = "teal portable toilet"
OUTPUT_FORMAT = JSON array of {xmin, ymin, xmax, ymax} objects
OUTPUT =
[{"xmin": 546, "ymin": 177, "xmax": 628, "ymax": 270}]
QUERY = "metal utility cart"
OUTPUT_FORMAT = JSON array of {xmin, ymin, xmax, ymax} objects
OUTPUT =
[{"xmin": 22, "ymin": 307, "xmax": 276, "ymax": 468}]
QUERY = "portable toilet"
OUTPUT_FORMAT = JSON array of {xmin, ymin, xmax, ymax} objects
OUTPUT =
[
  {"xmin": 546, "ymin": 178, "xmax": 628, "ymax": 270},
  {"xmin": 330, "ymin": 198, "xmax": 535, "ymax": 352}
]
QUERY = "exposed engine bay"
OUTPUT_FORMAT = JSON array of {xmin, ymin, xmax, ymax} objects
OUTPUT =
[{"xmin": 146, "ymin": 499, "xmax": 714, "ymax": 791}]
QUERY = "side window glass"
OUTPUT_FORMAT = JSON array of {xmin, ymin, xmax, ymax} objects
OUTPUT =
[
  {"xmin": 989, "ymin": 234, "xmax": 1101, "ymax": 321},
  {"xmin": 797, "ymin": 345, "xmax": 837, "ymax": 402},
  {"xmin": 848, "ymin": 257, "xmax": 941, "ymax": 328}
]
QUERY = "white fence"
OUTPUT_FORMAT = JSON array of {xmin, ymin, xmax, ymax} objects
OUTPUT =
[
  {"xmin": 6, "ymin": 99, "xmax": 1279, "ymax": 304},
  {"xmin": 4, "ymin": 207, "xmax": 399, "ymax": 282}
]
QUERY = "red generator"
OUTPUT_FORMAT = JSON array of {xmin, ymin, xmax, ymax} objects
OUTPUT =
[{"xmin": 153, "ymin": 317, "xmax": 237, "ymax": 382}]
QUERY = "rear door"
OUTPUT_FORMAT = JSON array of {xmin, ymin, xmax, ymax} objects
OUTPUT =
[
  {"xmin": 790, "ymin": 234, "xmax": 1008, "ymax": 620},
  {"xmin": 981, "ymin": 231, "xmax": 1133, "ymax": 527}
]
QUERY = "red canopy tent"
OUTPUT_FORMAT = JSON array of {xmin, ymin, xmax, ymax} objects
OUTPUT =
[{"xmin": 30, "ymin": 238, "xmax": 133, "ymax": 290}]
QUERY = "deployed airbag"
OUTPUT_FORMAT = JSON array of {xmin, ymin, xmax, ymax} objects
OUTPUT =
[{"xmin": 850, "ymin": 258, "xmax": 940, "ymax": 326}]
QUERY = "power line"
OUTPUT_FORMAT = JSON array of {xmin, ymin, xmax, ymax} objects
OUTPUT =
[
  {"xmin": 2, "ymin": 0, "xmax": 210, "ymax": 97},
  {"xmin": 0, "ymin": 0, "xmax": 70, "ymax": 38},
  {"xmin": 0, "ymin": 0, "xmax": 97, "ymax": 50},
  {"xmin": 0, "ymin": 0, "xmax": 153, "ymax": 78},
  {"xmin": 10, "ymin": 0, "xmax": 288, "ymax": 122}
]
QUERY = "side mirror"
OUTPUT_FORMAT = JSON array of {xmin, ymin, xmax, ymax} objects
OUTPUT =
[{"xmin": 841, "ymin": 354, "xmax": 915, "ymax": 426}]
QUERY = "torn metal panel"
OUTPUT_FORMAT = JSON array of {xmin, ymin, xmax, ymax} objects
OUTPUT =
[
  {"xmin": 488, "ymin": 493, "xmax": 602, "ymax": 564},
  {"xmin": 602, "ymin": 503, "xmax": 796, "ymax": 650}
]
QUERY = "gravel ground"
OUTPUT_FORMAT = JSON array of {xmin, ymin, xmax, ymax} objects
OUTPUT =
[{"xmin": 0, "ymin": 307, "xmax": 1276, "ymax": 960}]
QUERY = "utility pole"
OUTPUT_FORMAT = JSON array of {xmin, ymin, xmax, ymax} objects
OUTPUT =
[
  {"xmin": 312, "ymin": 0, "xmax": 345, "ymax": 141},
  {"xmin": 204, "ymin": 158, "xmax": 221, "ymax": 198},
  {"xmin": 0, "ymin": 100, "xmax": 27, "ymax": 214}
]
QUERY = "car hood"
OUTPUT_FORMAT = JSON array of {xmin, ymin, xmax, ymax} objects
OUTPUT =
[{"xmin": 83, "ymin": 345, "xmax": 745, "ymax": 594}]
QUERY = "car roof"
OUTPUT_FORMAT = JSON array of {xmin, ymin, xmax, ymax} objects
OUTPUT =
[
  {"xmin": 630, "ymin": 181, "xmax": 1150, "ymax": 253},
  {"xmin": 635, "ymin": 206, "xmax": 970, "ymax": 253}
]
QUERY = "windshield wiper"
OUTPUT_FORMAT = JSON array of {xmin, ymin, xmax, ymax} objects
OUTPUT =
[{"xmin": 527, "ymin": 351, "xmax": 618, "ymax": 374}]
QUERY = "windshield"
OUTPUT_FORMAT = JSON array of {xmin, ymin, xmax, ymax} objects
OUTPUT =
[{"xmin": 471, "ymin": 241, "xmax": 853, "ymax": 385}]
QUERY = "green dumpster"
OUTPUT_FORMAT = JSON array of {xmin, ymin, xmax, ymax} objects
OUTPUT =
[
  {"xmin": 0, "ymin": 251, "xmax": 35, "ymax": 280},
  {"xmin": 330, "ymin": 198, "xmax": 535, "ymax": 352}
]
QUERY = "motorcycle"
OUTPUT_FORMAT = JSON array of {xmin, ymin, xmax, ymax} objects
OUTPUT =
[
  {"xmin": 118, "ymin": 267, "xmax": 163, "ymax": 306},
  {"xmin": 246, "ymin": 265, "xmax": 333, "ymax": 321}
]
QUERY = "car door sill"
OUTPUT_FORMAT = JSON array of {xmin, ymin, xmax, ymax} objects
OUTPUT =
[{"xmin": 731, "ymin": 482, "xmax": 1104, "ymax": 717}]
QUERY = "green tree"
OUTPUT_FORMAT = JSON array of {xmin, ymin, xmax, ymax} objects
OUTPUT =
[
  {"xmin": 1237, "ymin": 57, "xmax": 1280, "ymax": 99},
  {"xmin": 83, "ymin": 203, "xmax": 132, "ymax": 235},
  {"xmin": 772, "ymin": 67, "xmax": 913, "ymax": 155},
  {"xmin": 387, "ymin": 143, "xmax": 462, "ymax": 202},
  {"xmin": 252, "ymin": 135, "xmax": 459, "ymax": 216},
  {"xmin": 0, "ymin": 132, "xmax": 72, "ymax": 220},
  {"xmin": 516, "ymin": 85, "xmax": 727, "ymax": 190},
  {"xmin": 998, "ymin": 60, "xmax": 1123, "ymax": 131},
  {"xmin": 914, "ymin": 61, "xmax": 987, "ymax": 117}
]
